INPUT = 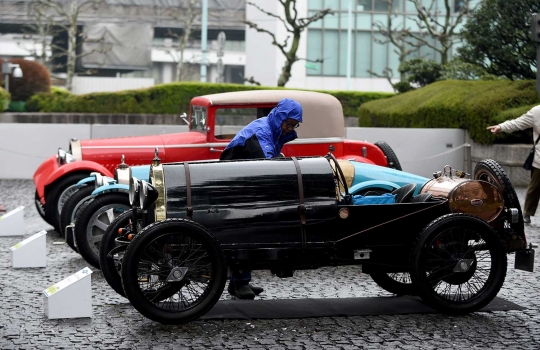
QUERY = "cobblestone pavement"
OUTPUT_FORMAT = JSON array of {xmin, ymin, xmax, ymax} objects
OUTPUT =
[{"xmin": 1, "ymin": 180, "xmax": 540, "ymax": 349}]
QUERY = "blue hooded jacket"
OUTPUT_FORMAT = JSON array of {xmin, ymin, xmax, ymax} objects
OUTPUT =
[{"xmin": 220, "ymin": 98, "xmax": 303, "ymax": 160}]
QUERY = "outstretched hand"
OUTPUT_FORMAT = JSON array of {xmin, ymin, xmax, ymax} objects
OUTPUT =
[{"xmin": 486, "ymin": 125, "xmax": 501, "ymax": 134}]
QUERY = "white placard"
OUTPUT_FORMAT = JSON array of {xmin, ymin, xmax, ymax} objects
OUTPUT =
[
  {"xmin": 43, "ymin": 267, "xmax": 93, "ymax": 297},
  {"xmin": 10, "ymin": 230, "xmax": 47, "ymax": 251},
  {"xmin": 0, "ymin": 206, "xmax": 24, "ymax": 236},
  {"xmin": 43, "ymin": 267, "xmax": 93, "ymax": 319},
  {"xmin": 10, "ymin": 230, "xmax": 47, "ymax": 268}
]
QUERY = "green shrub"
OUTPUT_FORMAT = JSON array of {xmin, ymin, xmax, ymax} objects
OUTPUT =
[
  {"xmin": 0, "ymin": 87, "xmax": 10, "ymax": 111},
  {"xmin": 358, "ymin": 80, "xmax": 540, "ymax": 144},
  {"xmin": 26, "ymin": 82, "xmax": 393, "ymax": 116},
  {"xmin": 0, "ymin": 58, "xmax": 50, "ymax": 101}
]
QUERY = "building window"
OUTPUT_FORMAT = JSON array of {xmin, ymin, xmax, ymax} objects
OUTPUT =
[{"xmin": 306, "ymin": 0, "xmax": 469, "ymax": 79}]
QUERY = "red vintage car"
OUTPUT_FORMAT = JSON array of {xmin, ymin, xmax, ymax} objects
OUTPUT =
[{"xmin": 33, "ymin": 90, "xmax": 400, "ymax": 231}]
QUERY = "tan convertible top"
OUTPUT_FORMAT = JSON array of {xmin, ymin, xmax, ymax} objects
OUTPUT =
[{"xmin": 200, "ymin": 90, "xmax": 345, "ymax": 139}]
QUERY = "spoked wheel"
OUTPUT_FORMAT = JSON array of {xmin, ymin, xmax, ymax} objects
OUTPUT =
[
  {"xmin": 59, "ymin": 185, "xmax": 94, "ymax": 252},
  {"xmin": 34, "ymin": 190, "xmax": 50, "ymax": 224},
  {"xmin": 411, "ymin": 214, "xmax": 507, "ymax": 314},
  {"xmin": 370, "ymin": 271, "xmax": 417, "ymax": 296},
  {"xmin": 121, "ymin": 219, "xmax": 227, "ymax": 324},
  {"xmin": 99, "ymin": 210, "xmax": 140, "ymax": 297},
  {"xmin": 75, "ymin": 192, "xmax": 130, "ymax": 268}
]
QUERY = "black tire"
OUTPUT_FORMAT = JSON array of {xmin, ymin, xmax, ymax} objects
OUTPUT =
[
  {"xmin": 370, "ymin": 271, "xmax": 417, "ymax": 296},
  {"xmin": 474, "ymin": 159, "xmax": 523, "ymax": 227},
  {"xmin": 375, "ymin": 141, "xmax": 402, "ymax": 171},
  {"xmin": 121, "ymin": 219, "xmax": 227, "ymax": 324},
  {"xmin": 59, "ymin": 185, "xmax": 95, "ymax": 252},
  {"xmin": 34, "ymin": 190, "xmax": 52, "ymax": 225},
  {"xmin": 45, "ymin": 173, "xmax": 89, "ymax": 233},
  {"xmin": 74, "ymin": 192, "xmax": 130, "ymax": 268},
  {"xmin": 99, "ymin": 210, "xmax": 138, "ymax": 297},
  {"xmin": 410, "ymin": 213, "xmax": 507, "ymax": 314}
]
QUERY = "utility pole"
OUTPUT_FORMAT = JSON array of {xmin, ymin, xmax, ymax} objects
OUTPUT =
[
  {"xmin": 200, "ymin": 0, "xmax": 208, "ymax": 83},
  {"xmin": 346, "ymin": 0, "xmax": 352, "ymax": 90}
]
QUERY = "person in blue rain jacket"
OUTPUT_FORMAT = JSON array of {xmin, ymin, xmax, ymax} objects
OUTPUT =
[
  {"xmin": 220, "ymin": 98, "xmax": 303, "ymax": 160},
  {"xmin": 220, "ymin": 98, "xmax": 303, "ymax": 299}
]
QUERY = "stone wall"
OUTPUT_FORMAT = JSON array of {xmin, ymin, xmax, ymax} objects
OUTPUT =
[
  {"xmin": 468, "ymin": 134, "xmax": 531, "ymax": 187},
  {"xmin": 0, "ymin": 113, "xmax": 360, "ymax": 127}
]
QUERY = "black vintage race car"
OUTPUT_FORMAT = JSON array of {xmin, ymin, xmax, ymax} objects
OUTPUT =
[{"xmin": 100, "ymin": 153, "xmax": 534, "ymax": 324}]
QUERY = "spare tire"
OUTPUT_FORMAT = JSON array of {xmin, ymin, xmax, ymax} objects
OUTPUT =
[{"xmin": 375, "ymin": 141, "xmax": 402, "ymax": 171}]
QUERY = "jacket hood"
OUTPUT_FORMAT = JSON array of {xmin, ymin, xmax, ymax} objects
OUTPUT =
[{"xmin": 266, "ymin": 98, "xmax": 303, "ymax": 140}]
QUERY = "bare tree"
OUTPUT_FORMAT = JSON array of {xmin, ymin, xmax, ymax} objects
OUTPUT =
[
  {"xmin": 33, "ymin": 0, "xmax": 106, "ymax": 91},
  {"xmin": 244, "ymin": 0, "xmax": 333, "ymax": 87},
  {"xmin": 17, "ymin": 3, "xmax": 61, "ymax": 68},
  {"xmin": 370, "ymin": 0, "xmax": 421, "ymax": 87},
  {"xmin": 163, "ymin": 0, "xmax": 199, "ymax": 81},
  {"xmin": 404, "ymin": 0, "xmax": 471, "ymax": 64}
]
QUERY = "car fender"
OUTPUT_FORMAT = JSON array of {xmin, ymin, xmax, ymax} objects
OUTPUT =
[
  {"xmin": 42, "ymin": 161, "xmax": 114, "ymax": 202},
  {"xmin": 132, "ymin": 165, "xmax": 151, "ymax": 182},
  {"xmin": 91, "ymin": 184, "xmax": 129, "ymax": 196},
  {"xmin": 349, "ymin": 180, "xmax": 401, "ymax": 195},
  {"xmin": 76, "ymin": 177, "xmax": 97, "ymax": 187},
  {"xmin": 337, "ymin": 155, "xmax": 376, "ymax": 165}
]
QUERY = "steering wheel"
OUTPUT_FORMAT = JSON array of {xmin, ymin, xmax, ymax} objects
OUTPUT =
[{"xmin": 325, "ymin": 153, "xmax": 350, "ymax": 198}]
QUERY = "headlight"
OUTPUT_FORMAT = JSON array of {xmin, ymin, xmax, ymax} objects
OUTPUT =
[
  {"xmin": 57, "ymin": 148, "xmax": 77, "ymax": 166},
  {"xmin": 115, "ymin": 165, "xmax": 131, "ymax": 185},
  {"xmin": 56, "ymin": 148, "xmax": 67, "ymax": 166},
  {"xmin": 129, "ymin": 176, "xmax": 140, "ymax": 206},
  {"xmin": 65, "ymin": 153, "xmax": 76, "ymax": 164},
  {"xmin": 93, "ymin": 173, "xmax": 104, "ymax": 189},
  {"xmin": 139, "ymin": 180, "xmax": 158, "ymax": 210}
]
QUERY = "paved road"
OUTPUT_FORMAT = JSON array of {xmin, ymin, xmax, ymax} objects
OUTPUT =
[{"xmin": 1, "ymin": 180, "xmax": 540, "ymax": 349}]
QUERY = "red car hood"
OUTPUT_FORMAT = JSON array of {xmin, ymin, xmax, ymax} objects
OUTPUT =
[{"xmin": 80, "ymin": 132, "xmax": 207, "ymax": 166}]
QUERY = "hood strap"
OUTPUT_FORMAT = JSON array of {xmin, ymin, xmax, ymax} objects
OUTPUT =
[{"xmin": 184, "ymin": 162, "xmax": 193, "ymax": 220}]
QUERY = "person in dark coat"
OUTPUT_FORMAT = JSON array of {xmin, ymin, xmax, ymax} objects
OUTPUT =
[{"xmin": 220, "ymin": 98, "xmax": 303, "ymax": 299}]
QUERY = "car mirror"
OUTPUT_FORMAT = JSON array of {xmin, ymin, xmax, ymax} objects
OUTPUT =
[{"xmin": 180, "ymin": 113, "xmax": 190, "ymax": 127}]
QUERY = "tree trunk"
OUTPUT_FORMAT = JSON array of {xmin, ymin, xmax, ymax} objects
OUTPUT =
[
  {"xmin": 277, "ymin": 30, "xmax": 300, "ymax": 87},
  {"xmin": 66, "ymin": 0, "xmax": 78, "ymax": 92}
]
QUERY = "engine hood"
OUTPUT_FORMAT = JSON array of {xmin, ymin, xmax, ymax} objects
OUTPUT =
[{"xmin": 80, "ymin": 131, "xmax": 207, "ymax": 166}]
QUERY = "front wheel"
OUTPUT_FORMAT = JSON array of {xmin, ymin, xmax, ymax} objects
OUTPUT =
[
  {"xmin": 45, "ymin": 173, "xmax": 89, "ymax": 233},
  {"xmin": 74, "ymin": 192, "xmax": 130, "ymax": 268},
  {"xmin": 59, "ymin": 185, "xmax": 95, "ymax": 252},
  {"xmin": 121, "ymin": 219, "xmax": 227, "ymax": 324},
  {"xmin": 410, "ymin": 214, "xmax": 507, "ymax": 314},
  {"xmin": 369, "ymin": 271, "xmax": 417, "ymax": 296}
]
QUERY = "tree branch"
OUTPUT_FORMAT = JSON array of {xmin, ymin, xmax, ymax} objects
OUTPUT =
[
  {"xmin": 242, "ymin": 20, "xmax": 288, "ymax": 57},
  {"xmin": 246, "ymin": 1, "xmax": 292, "ymax": 32}
]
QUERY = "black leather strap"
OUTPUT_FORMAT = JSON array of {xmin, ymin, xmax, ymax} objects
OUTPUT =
[
  {"xmin": 184, "ymin": 162, "xmax": 193, "ymax": 220},
  {"xmin": 291, "ymin": 157, "xmax": 306, "ymax": 225}
]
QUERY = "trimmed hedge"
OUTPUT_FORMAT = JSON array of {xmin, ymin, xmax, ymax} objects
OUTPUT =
[
  {"xmin": 0, "ymin": 87, "xmax": 10, "ymax": 112},
  {"xmin": 25, "ymin": 82, "xmax": 393, "ymax": 117},
  {"xmin": 358, "ymin": 80, "xmax": 540, "ymax": 144}
]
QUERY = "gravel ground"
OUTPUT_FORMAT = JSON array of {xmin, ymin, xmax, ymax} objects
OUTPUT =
[{"xmin": 1, "ymin": 180, "xmax": 540, "ymax": 349}]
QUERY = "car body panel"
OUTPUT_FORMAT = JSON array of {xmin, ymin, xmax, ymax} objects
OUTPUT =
[
  {"xmin": 33, "ymin": 90, "xmax": 398, "ymax": 207},
  {"xmin": 349, "ymin": 162, "xmax": 429, "ymax": 195}
]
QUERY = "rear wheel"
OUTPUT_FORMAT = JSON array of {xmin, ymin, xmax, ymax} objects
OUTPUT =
[
  {"xmin": 59, "ymin": 185, "xmax": 95, "ymax": 252},
  {"xmin": 74, "ymin": 192, "xmax": 130, "ymax": 268},
  {"xmin": 410, "ymin": 214, "xmax": 507, "ymax": 314},
  {"xmin": 370, "ymin": 271, "xmax": 417, "ymax": 296},
  {"xmin": 474, "ymin": 159, "xmax": 521, "ymax": 210},
  {"xmin": 45, "ymin": 173, "xmax": 89, "ymax": 233},
  {"xmin": 99, "ymin": 210, "xmax": 141, "ymax": 297},
  {"xmin": 375, "ymin": 141, "xmax": 402, "ymax": 171},
  {"xmin": 121, "ymin": 219, "xmax": 227, "ymax": 324}
]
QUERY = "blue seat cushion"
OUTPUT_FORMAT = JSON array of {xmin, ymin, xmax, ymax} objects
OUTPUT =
[{"xmin": 352, "ymin": 193, "xmax": 396, "ymax": 205}]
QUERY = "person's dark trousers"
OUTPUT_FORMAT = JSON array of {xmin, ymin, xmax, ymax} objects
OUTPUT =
[
  {"xmin": 230, "ymin": 269, "xmax": 251, "ymax": 286},
  {"xmin": 524, "ymin": 166, "xmax": 540, "ymax": 216}
]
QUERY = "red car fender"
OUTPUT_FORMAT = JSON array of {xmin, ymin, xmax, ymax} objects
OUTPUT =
[
  {"xmin": 336, "ymin": 155, "xmax": 377, "ymax": 165},
  {"xmin": 39, "ymin": 161, "xmax": 114, "ymax": 204}
]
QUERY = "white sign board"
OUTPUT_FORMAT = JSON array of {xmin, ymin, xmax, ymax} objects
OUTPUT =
[
  {"xmin": 0, "ymin": 206, "xmax": 24, "ymax": 236},
  {"xmin": 43, "ymin": 267, "xmax": 93, "ymax": 319},
  {"xmin": 10, "ymin": 230, "xmax": 47, "ymax": 268}
]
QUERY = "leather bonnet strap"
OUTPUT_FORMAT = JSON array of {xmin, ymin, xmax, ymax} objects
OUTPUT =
[
  {"xmin": 184, "ymin": 162, "xmax": 193, "ymax": 220},
  {"xmin": 291, "ymin": 157, "xmax": 306, "ymax": 225}
]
